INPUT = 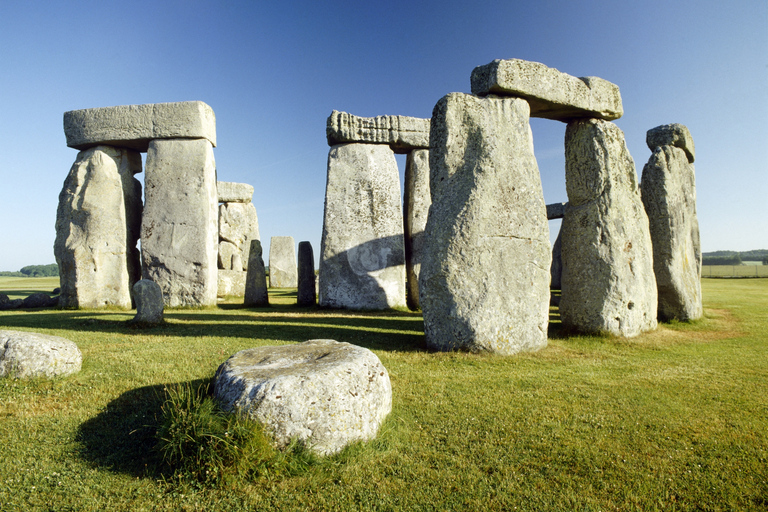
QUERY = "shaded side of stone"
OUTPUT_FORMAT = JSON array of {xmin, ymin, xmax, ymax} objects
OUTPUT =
[
  {"xmin": 641, "ymin": 145, "xmax": 702, "ymax": 321},
  {"xmin": 131, "ymin": 279, "xmax": 164, "ymax": 325},
  {"xmin": 546, "ymin": 202, "xmax": 567, "ymax": 220},
  {"xmin": 326, "ymin": 111, "xmax": 430, "ymax": 153},
  {"xmin": 420, "ymin": 93, "xmax": 550, "ymax": 355},
  {"xmin": 319, "ymin": 144, "xmax": 406, "ymax": 310},
  {"xmin": 269, "ymin": 236, "xmax": 297, "ymax": 288},
  {"xmin": 550, "ymin": 225, "xmax": 563, "ymax": 290},
  {"xmin": 646, "ymin": 124, "xmax": 695, "ymax": 163},
  {"xmin": 244, "ymin": 240, "xmax": 269, "ymax": 307},
  {"xmin": 0, "ymin": 330, "xmax": 82, "ymax": 379},
  {"xmin": 403, "ymin": 149, "xmax": 431, "ymax": 310},
  {"xmin": 470, "ymin": 59, "xmax": 623, "ymax": 121},
  {"xmin": 55, "ymin": 145, "xmax": 142, "ymax": 309},
  {"xmin": 560, "ymin": 119, "xmax": 657, "ymax": 337},
  {"xmin": 141, "ymin": 139, "xmax": 218, "ymax": 307},
  {"xmin": 64, "ymin": 101, "xmax": 216, "ymax": 151},
  {"xmin": 297, "ymin": 241, "xmax": 316, "ymax": 306}
]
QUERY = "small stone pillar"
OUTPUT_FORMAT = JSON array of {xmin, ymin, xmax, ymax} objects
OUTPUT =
[
  {"xmin": 297, "ymin": 241, "xmax": 316, "ymax": 306},
  {"xmin": 244, "ymin": 240, "xmax": 269, "ymax": 307},
  {"xmin": 131, "ymin": 279, "xmax": 164, "ymax": 325}
]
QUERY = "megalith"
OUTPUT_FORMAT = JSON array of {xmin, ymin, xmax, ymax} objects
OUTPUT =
[
  {"xmin": 297, "ymin": 241, "xmax": 316, "ymax": 306},
  {"xmin": 0, "ymin": 330, "xmax": 82, "ymax": 379},
  {"xmin": 55, "ymin": 145, "xmax": 142, "ymax": 308},
  {"xmin": 403, "ymin": 149, "xmax": 431, "ymax": 310},
  {"xmin": 319, "ymin": 143, "xmax": 406, "ymax": 309},
  {"xmin": 216, "ymin": 182, "xmax": 259, "ymax": 297},
  {"xmin": 641, "ymin": 124, "xmax": 702, "ymax": 321},
  {"xmin": 269, "ymin": 236, "xmax": 298, "ymax": 288},
  {"xmin": 131, "ymin": 279, "xmax": 164, "ymax": 325},
  {"xmin": 419, "ymin": 93, "xmax": 550, "ymax": 354},
  {"xmin": 244, "ymin": 240, "xmax": 269, "ymax": 307},
  {"xmin": 141, "ymin": 138, "xmax": 218, "ymax": 307},
  {"xmin": 560, "ymin": 118, "xmax": 657, "ymax": 337}
]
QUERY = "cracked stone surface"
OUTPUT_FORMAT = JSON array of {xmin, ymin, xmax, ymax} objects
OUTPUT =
[
  {"xmin": 0, "ymin": 330, "xmax": 82, "ymax": 379},
  {"xmin": 419, "ymin": 93, "xmax": 550, "ymax": 354}
]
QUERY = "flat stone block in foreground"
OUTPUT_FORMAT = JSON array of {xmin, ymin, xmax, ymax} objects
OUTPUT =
[
  {"xmin": 214, "ymin": 339, "xmax": 392, "ymax": 456},
  {"xmin": 64, "ymin": 101, "xmax": 216, "ymax": 151},
  {"xmin": 470, "ymin": 59, "xmax": 623, "ymax": 121},
  {"xmin": 326, "ymin": 110, "xmax": 430, "ymax": 153},
  {"xmin": 0, "ymin": 330, "xmax": 82, "ymax": 379}
]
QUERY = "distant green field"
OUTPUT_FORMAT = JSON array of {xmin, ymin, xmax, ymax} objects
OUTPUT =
[
  {"xmin": 0, "ymin": 276, "xmax": 59, "ymax": 300},
  {"xmin": 702, "ymin": 264, "xmax": 768, "ymax": 277}
]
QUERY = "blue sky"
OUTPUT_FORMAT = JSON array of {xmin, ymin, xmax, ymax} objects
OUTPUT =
[{"xmin": 0, "ymin": 0, "xmax": 765, "ymax": 271}]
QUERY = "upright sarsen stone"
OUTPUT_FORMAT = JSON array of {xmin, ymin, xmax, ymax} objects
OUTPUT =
[
  {"xmin": 319, "ymin": 144, "xmax": 406, "ymax": 310},
  {"xmin": 141, "ymin": 139, "xmax": 218, "ymax": 307},
  {"xmin": 269, "ymin": 236, "xmax": 297, "ymax": 288},
  {"xmin": 403, "ymin": 149, "xmax": 431, "ymax": 310},
  {"xmin": 641, "ymin": 127, "xmax": 702, "ymax": 321},
  {"xmin": 55, "ymin": 145, "xmax": 142, "ymax": 308},
  {"xmin": 419, "ymin": 93, "xmax": 550, "ymax": 354},
  {"xmin": 561, "ymin": 119, "xmax": 657, "ymax": 337},
  {"xmin": 244, "ymin": 240, "xmax": 269, "ymax": 307},
  {"xmin": 297, "ymin": 241, "xmax": 316, "ymax": 306}
]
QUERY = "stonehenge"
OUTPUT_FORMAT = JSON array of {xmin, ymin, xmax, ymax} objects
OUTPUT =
[{"xmin": 217, "ymin": 181, "xmax": 260, "ymax": 297}]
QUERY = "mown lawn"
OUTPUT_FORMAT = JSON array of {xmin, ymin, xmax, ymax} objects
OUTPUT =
[{"xmin": 0, "ymin": 278, "xmax": 765, "ymax": 511}]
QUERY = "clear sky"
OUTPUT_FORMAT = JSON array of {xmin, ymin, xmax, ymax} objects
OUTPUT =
[{"xmin": 0, "ymin": 0, "xmax": 765, "ymax": 271}]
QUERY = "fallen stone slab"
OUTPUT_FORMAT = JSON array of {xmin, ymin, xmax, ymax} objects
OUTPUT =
[
  {"xmin": 0, "ymin": 330, "xmax": 82, "ymax": 379},
  {"xmin": 217, "ymin": 181, "xmax": 254, "ymax": 203},
  {"xmin": 214, "ymin": 339, "xmax": 391, "ymax": 456},
  {"xmin": 64, "ymin": 101, "xmax": 216, "ymax": 152},
  {"xmin": 646, "ymin": 123, "xmax": 695, "ymax": 163},
  {"xmin": 21, "ymin": 293, "xmax": 59, "ymax": 309},
  {"xmin": 326, "ymin": 111, "xmax": 430, "ymax": 153},
  {"xmin": 471, "ymin": 59, "xmax": 623, "ymax": 121}
]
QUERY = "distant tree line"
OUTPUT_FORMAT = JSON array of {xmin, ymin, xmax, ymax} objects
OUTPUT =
[
  {"xmin": 702, "ymin": 249, "xmax": 768, "ymax": 266},
  {"xmin": 0, "ymin": 264, "xmax": 59, "ymax": 277},
  {"xmin": 702, "ymin": 254, "xmax": 742, "ymax": 266}
]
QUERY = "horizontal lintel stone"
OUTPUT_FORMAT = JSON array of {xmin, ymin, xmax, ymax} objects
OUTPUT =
[
  {"xmin": 546, "ymin": 202, "xmax": 567, "ymax": 220},
  {"xmin": 646, "ymin": 124, "xmax": 695, "ymax": 163},
  {"xmin": 470, "ymin": 59, "xmax": 623, "ymax": 122},
  {"xmin": 326, "ymin": 110, "xmax": 430, "ymax": 153},
  {"xmin": 217, "ymin": 181, "xmax": 254, "ymax": 203},
  {"xmin": 64, "ymin": 101, "xmax": 216, "ymax": 152}
]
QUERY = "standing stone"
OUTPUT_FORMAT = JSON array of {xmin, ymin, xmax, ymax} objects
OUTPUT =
[
  {"xmin": 131, "ymin": 279, "xmax": 164, "ymax": 325},
  {"xmin": 297, "ymin": 241, "xmax": 316, "ymax": 306},
  {"xmin": 319, "ymin": 144, "xmax": 406, "ymax": 310},
  {"xmin": 269, "ymin": 237, "xmax": 298, "ymax": 288},
  {"xmin": 641, "ymin": 126, "xmax": 702, "ymax": 321},
  {"xmin": 244, "ymin": 240, "xmax": 269, "ymax": 307},
  {"xmin": 141, "ymin": 139, "xmax": 218, "ymax": 307},
  {"xmin": 403, "ymin": 149, "xmax": 431, "ymax": 310},
  {"xmin": 420, "ymin": 93, "xmax": 550, "ymax": 354},
  {"xmin": 219, "ymin": 202, "xmax": 260, "ymax": 270},
  {"xmin": 560, "ymin": 118, "xmax": 657, "ymax": 337},
  {"xmin": 55, "ymin": 145, "xmax": 142, "ymax": 309},
  {"xmin": 550, "ymin": 224, "xmax": 563, "ymax": 290}
]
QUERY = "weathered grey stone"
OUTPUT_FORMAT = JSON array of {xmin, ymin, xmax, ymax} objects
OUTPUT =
[
  {"xmin": 297, "ymin": 241, "xmax": 316, "ymax": 307},
  {"xmin": 560, "ymin": 118, "xmax": 657, "ymax": 337},
  {"xmin": 217, "ymin": 270, "xmax": 246, "ymax": 297},
  {"xmin": 269, "ymin": 237, "xmax": 297, "ymax": 288},
  {"xmin": 141, "ymin": 139, "xmax": 218, "ymax": 307},
  {"xmin": 641, "ymin": 143, "xmax": 702, "ymax": 321},
  {"xmin": 403, "ymin": 149, "xmax": 431, "ymax": 310},
  {"xmin": 319, "ymin": 144, "xmax": 406, "ymax": 310},
  {"xmin": 244, "ymin": 240, "xmax": 269, "ymax": 307},
  {"xmin": 231, "ymin": 253, "xmax": 243, "ymax": 272},
  {"xmin": 550, "ymin": 225, "xmax": 563, "ymax": 290},
  {"xmin": 326, "ymin": 111, "xmax": 430, "ymax": 153},
  {"xmin": 0, "ymin": 330, "xmax": 82, "ymax": 379},
  {"xmin": 55, "ymin": 145, "xmax": 142, "ymax": 309},
  {"xmin": 420, "ymin": 93, "xmax": 550, "ymax": 354},
  {"xmin": 131, "ymin": 279, "xmax": 164, "ymax": 325},
  {"xmin": 0, "ymin": 295, "xmax": 22, "ymax": 310},
  {"xmin": 218, "ymin": 241, "xmax": 238, "ymax": 270},
  {"xmin": 217, "ymin": 181, "xmax": 254, "ymax": 203},
  {"xmin": 219, "ymin": 202, "xmax": 260, "ymax": 270},
  {"xmin": 470, "ymin": 59, "xmax": 623, "ymax": 121},
  {"xmin": 214, "ymin": 339, "xmax": 391, "ymax": 456},
  {"xmin": 21, "ymin": 293, "xmax": 58, "ymax": 309},
  {"xmin": 546, "ymin": 202, "xmax": 567, "ymax": 220},
  {"xmin": 646, "ymin": 123, "xmax": 695, "ymax": 163},
  {"xmin": 64, "ymin": 101, "xmax": 216, "ymax": 151}
]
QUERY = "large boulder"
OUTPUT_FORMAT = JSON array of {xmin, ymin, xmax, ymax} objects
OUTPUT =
[
  {"xmin": 0, "ymin": 330, "xmax": 82, "ymax": 379},
  {"xmin": 214, "ymin": 339, "xmax": 392, "ymax": 456},
  {"xmin": 21, "ymin": 293, "xmax": 59, "ymax": 309},
  {"xmin": 560, "ymin": 119, "xmax": 657, "ymax": 337},
  {"xmin": 319, "ymin": 143, "xmax": 406, "ymax": 310},
  {"xmin": 55, "ymin": 145, "xmax": 142, "ymax": 309},
  {"xmin": 419, "ymin": 93, "xmax": 550, "ymax": 354},
  {"xmin": 641, "ymin": 129, "xmax": 702, "ymax": 321}
]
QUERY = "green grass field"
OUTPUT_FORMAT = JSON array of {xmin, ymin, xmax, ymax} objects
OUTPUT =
[
  {"xmin": 702, "ymin": 265, "xmax": 768, "ymax": 278},
  {"xmin": 0, "ymin": 277, "xmax": 766, "ymax": 511}
]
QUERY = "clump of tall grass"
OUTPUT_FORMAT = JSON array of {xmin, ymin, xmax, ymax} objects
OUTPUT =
[{"xmin": 155, "ymin": 381, "xmax": 318, "ymax": 485}]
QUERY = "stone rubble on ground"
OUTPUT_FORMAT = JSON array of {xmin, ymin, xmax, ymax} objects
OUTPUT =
[{"xmin": 0, "ymin": 330, "xmax": 82, "ymax": 379}]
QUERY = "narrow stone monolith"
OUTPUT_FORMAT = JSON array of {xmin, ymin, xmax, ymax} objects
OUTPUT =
[
  {"xmin": 297, "ymin": 241, "xmax": 316, "ymax": 306},
  {"xmin": 419, "ymin": 93, "xmax": 550, "ymax": 354},
  {"xmin": 269, "ymin": 237, "xmax": 297, "ymax": 288},
  {"xmin": 55, "ymin": 145, "xmax": 142, "ymax": 309},
  {"xmin": 141, "ymin": 138, "xmax": 218, "ymax": 307},
  {"xmin": 319, "ymin": 143, "xmax": 406, "ymax": 310},
  {"xmin": 641, "ymin": 126, "xmax": 702, "ymax": 321},
  {"xmin": 403, "ymin": 149, "xmax": 431, "ymax": 310},
  {"xmin": 244, "ymin": 240, "xmax": 269, "ymax": 307},
  {"xmin": 550, "ymin": 224, "xmax": 563, "ymax": 290},
  {"xmin": 131, "ymin": 279, "xmax": 164, "ymax": 325},
  {"xmin": 560, "ymin": 118, "xmax": 657, "ymax": 337}
]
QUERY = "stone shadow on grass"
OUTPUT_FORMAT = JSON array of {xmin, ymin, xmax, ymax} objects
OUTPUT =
[{"xmin": 75, "ymin": 379, "xmax": 207, "ymax": 478}]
